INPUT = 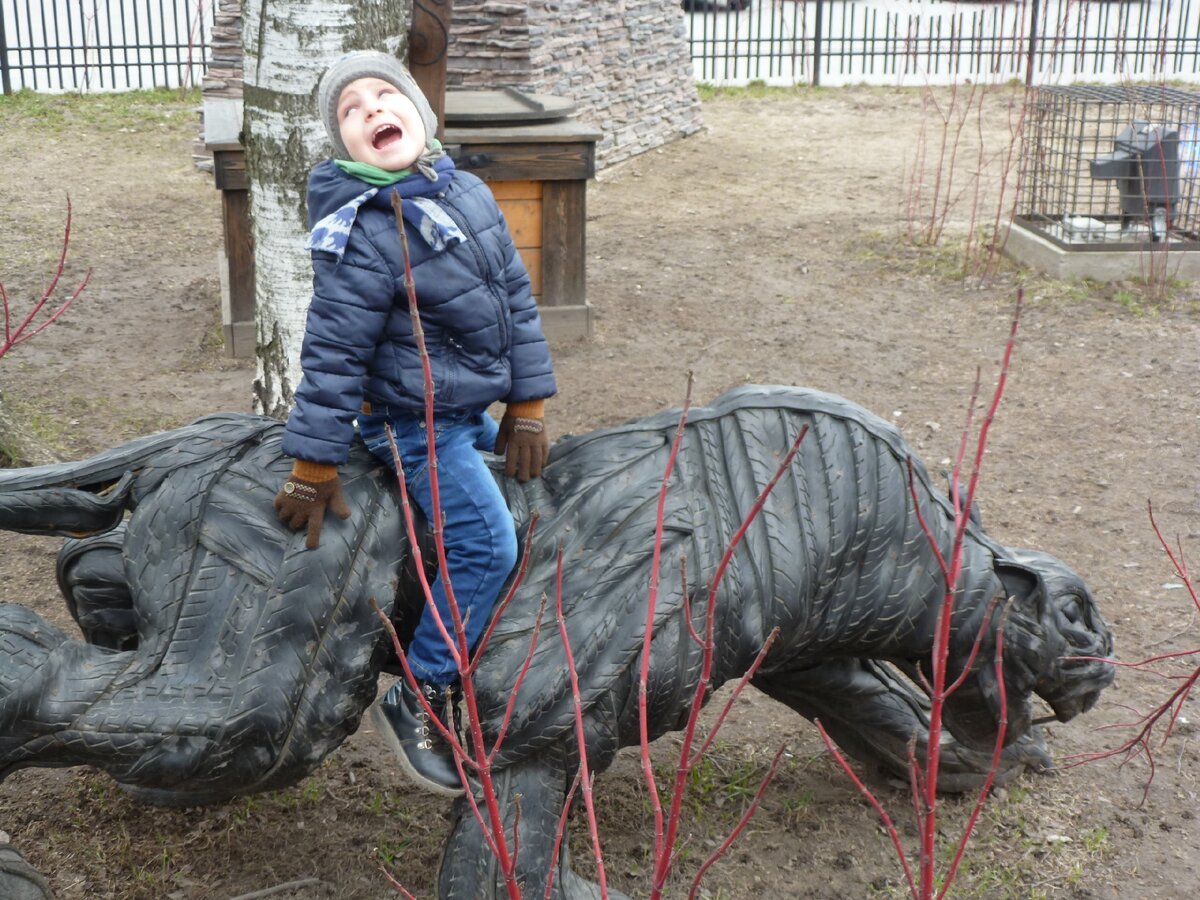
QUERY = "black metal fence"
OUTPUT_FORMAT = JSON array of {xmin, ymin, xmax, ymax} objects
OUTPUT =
[
  {"xmin": 687, "ymin": 0, "xmax": 1200, "ymax": 87},
  {"xmin": 6, "ymin": 1, "xmax": 1198, "ymax": 95},
  {"xmin": 0, "ymin": 0, "xmax": 211, "ymax": 94}
]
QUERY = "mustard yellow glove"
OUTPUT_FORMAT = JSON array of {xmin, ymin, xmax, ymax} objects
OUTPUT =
[{"xmin": 273, "ymin": 462, "xmax": 351, "ymax": 550}]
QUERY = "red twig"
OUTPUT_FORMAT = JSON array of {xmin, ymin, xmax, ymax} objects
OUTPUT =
[
  {"xmin": 945, "ymin": 594, "xmax": 1003, "ymax": 697},
  {"xmin": 679, "ymin": 559, "xmax": 705, "ymax": 650},
  {"xmin": 938, "ymin": 608, "xmax": 1011, "ymax": 899},
  {"xmin": 370, "ymin": 601, "xmax": 503, "ymax": 867},
  {"xmin": 386, "ymin": 193, "xmax": 522, "ymax": 898},
  {"xmin": 686, "ymin": 744, "xmax": 787, "ymax": 900},
  {"xmin": 394, "ymin": 195, "xmax": 471, "ymax": 674},
  {"xmin": 817, "ymin": 721, "xmax": 918, "ymax": 899},
  {"xmin": 822, "ymin": 296, "xmax": 1022, "ymax": 899},
  {"xmin": 654, "ymin": 424, "xmax": 808, "ymax": 898},
  {"xmin": 1149, "ymin": 502, "xmax": 1198, "ymax": 614},
  {"xmin": 689, "ymin": 627, "xmax": 780, "ymax": 766},
  {"xmin": 0, "ymin": 198, "xmax": 90, "ymax": 360},
  {"xmin": 377, "ymin": 862, "xmax": 419, "ymax": 900},
  {"xmin": 381, "ymin": 427, "xmax": 464, "ymax": 705},
  {"xmin": 487, "ymin": 591, "xmax": 549, "ymax": 764},
  {"xmin": 470, "ymin": 512, "xmax": 540, "ymax": 671},
  {"xmin": 638, "ymin": 374, "xmax": 695, "ymax": 866},
  {"xmin": 1064, "ymin": 503, "xmax": 1200, "ymax": 802},
  {"xmin": 918, "ymin": 293, "xmax": 1020, "ymax": 897},
  {"xmin": 543, "ymin": 770, "xmax": 584, "ymax": 900},
  {"xmin": 554, "ymin": 545, "xmax": 609, "ymax": 896},
  {"xmin": 983, "ymin": 90, "xmax": 1031, "ymax": 276}
]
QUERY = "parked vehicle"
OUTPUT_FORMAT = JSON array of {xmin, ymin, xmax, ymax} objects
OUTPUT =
[{"xmin": 682, "ymin": 0, "xmax": 752, "ymax": 12}]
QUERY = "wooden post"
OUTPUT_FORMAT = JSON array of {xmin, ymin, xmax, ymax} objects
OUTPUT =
[
  {"xmin": 812, "ymin": 0, "xmax": 823, "ymax": 88},
  {"xmin": 211, "ymin": 146, "xmax": 257, "ymax": 358},
  {"xmin": 409, "ymin": 0, "xmax": 453, "ymax": 141},
  {"xmin": 0, "ymin": 10, "xmax": 12, "ymax": 95},
  {"xmin": 1025, "ymin": 0, "xmax": 1040, "ymax": 87}
]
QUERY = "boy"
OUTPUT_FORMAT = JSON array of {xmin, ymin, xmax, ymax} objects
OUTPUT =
[{"xmin": 273, "ymin": 51, "xmax": 557, "ymax": 796}]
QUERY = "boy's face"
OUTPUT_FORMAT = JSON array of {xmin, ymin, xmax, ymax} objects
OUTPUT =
[{"xmin": 336, "ymin": 77, "xmax": 427, "ymax": 171}]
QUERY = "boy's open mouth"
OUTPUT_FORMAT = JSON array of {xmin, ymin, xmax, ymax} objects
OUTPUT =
[{"xmin": 372, "ymin": 123, "xmax": 403, "ymax": 150}]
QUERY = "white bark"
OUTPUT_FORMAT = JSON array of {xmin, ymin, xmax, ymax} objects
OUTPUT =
[{"xmin": 243, "ymin": 0, "xmax": 412, "ymax": 417}]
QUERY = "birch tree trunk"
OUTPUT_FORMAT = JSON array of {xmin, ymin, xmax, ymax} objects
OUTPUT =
[{"xmin": 243, "ymin": 0, "xmax": 413, "ymax": 417}]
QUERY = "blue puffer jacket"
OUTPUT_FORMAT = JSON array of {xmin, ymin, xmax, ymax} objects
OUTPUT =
[{"xmin": 282, "ymin": 157, "xmax": 557, "ymax": 465}]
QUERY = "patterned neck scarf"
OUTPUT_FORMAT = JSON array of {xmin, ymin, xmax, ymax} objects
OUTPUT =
[{"xmin": 307, "ymin": 154, "xmax": 465, "ymax": 261}]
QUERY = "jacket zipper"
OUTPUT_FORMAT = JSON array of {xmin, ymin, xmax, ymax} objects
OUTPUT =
[{"xmin": 439, "ymin": 196, "xmax": 510, "ymax": 353}]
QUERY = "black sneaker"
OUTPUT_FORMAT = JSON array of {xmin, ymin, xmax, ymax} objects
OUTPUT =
[{"xmin": 369, "ymin": 679, "xmax": 464, "ymax": 797}]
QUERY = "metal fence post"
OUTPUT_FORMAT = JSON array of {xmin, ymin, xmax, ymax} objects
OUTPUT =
[
  {"xmin": 812, "ymin": 0, "xmax": 824, "ymax": 87},
  {"xmin": 1025, "ymin": 0, "xmax": 1040, "ymax": 87},
  {"xmin": 0, "ymin": 2, "xmax": 12, "ymax": 95}
]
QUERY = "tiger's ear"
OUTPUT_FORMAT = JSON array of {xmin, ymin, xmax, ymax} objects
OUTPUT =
[
  {"xmin": 995, "ymin": 557, "xmax": 1047, "ymax": 620},
  {"xmin": 991, "ymin": 558, "xmax": 1058, "ymax": 735}
]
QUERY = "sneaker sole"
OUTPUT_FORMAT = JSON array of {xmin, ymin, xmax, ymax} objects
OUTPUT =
[{"xmin": 368, "ymin": 700, "xmax": 465, "ymax": 798}]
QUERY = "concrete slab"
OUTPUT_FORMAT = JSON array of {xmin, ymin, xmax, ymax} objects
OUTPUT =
[{"xmin": 1004, "ymin": 220, "xmax": 1200, "ymax": 281}]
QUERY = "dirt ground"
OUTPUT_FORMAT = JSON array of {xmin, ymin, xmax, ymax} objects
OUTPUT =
[{"xmin": 2, "ymin": 84, "xmax": 1199, "ymax": 899}]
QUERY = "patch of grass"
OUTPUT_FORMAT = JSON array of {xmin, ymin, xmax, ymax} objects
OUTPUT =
[
  {"xmin": 132, "ymin": 846, "xmax": 173, "ymax": 885},
  {"xmin": 0, "ymin": 87, "xmax": 200, "ymax": 134},
  {"xmin": 779, "ymin": 787, "xmax": 817, "ymax": 835},
  {"xmin": 1112, "ymin": 288, "xmax": 1142, "ymax": 314},
  {"xmin": 231, "ymin": 795, "xmax": 257, "ymax": 825},
  {"xmin": 373, "ymin": 835, "xmax": 413, "ymax": 867},
  {"xmin": 854, "ymin": 226, "xmax": 1025, "ymax": 286},
  {"xmin": 860, "ymin": 232, "xmax": 973, "ymax": 281},
  {"xmin": 1083, "ymin": 825, "xmax": 1109, "ymax": 854},
  {"xmin": 697, "ymin": 80, "xmax": 820, "ymax": 101},
  {"xmin": 1026, "ymin": 273, "xmax": 1197, "ymax": 314},
  {"xmin": 119, "ymin": 410, "xmax": 189, "ymax": 440},
  {"xmin": 201, "ymin": 322, "xmax": 227, "ymax": 354},
  {"xmin": 0, "ymin": 392, "xmax": 73, "ymax": 456},
  {"xmin": 683, "ymin": 744, "xmax": 772, "ymax": 820}
]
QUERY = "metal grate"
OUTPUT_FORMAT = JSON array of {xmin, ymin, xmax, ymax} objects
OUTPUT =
[{"xmin": 1017, "ymin": 84, "xmax": 1200, "ymax": 250}]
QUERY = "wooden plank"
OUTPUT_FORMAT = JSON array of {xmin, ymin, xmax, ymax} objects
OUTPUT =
[
  {"xmin": 539, "ymin": 303, "xmax": 591, "ymax": 343},
  {"xmin": 449, "ymin": 141, "xmax": 594, "ymax": 181},
  {"xmin": 540, "ymin": 181, "xmax": 586, "ymax": 308},
  {"xmin": 444, "ymin": 89, "xmax": 575, "ymax": 125},
  {"xmin": 489, "ymin": 180, "xmax": 542, "ymax": 202},
  {"xmin": 497, "ymin": 198, "xmax": 542, "ymax": 250},
  {"xmin": 444, "ymin": 120, "xmax": 602, "ymax": 145},
  {"xmin": 518, "ymin": 248, "xmax": 542, "ymax": 297},
  {"xmin": 213, "ymin": 149, "xmax": 247, "ymax": 191},
  {"xmin": 221, "ymin": 189, "xmax": 256, "ymax": 358}
]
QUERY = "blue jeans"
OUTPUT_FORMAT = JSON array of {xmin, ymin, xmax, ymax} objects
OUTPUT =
[{"xmin": 359, "ymin": 409, "xmax": 517, "ymax": 685}]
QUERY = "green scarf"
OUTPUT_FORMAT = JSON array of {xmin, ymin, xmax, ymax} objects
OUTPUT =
[{"xmin": 334, "ymin": 140, "xmax": 443, "ymax": 186}]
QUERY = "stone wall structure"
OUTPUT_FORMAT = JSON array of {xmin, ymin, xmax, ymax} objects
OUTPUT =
[
  {"xmin": 198, "ymin": 2, "xmax": 703, "ymax": 170},
  {"xmin": 194, "ymin": 0, "xmax": 244, "ymax": 170},
  {"xmin": 448, "ymin": 2, "xmax": 704, "ymax": 166}
]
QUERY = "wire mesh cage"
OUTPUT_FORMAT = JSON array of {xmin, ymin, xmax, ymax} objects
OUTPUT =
[{"xmin": 1017, "ymin": 85, "xmax": 1200, "ymax": 250}]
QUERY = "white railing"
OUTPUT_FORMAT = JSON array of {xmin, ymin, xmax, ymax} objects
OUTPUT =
[
  {"xmin": 686, "ymin": 0, "xmax": 1200, "ymax": 87},
  {"xmin": 0, "ymin": 0, "xmax": 213, "ymax": 93}
]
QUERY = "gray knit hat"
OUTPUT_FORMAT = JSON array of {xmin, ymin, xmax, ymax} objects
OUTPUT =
[{"xmin": 317, "ymin": 50, "xmax": 441, "ymax": 172}]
